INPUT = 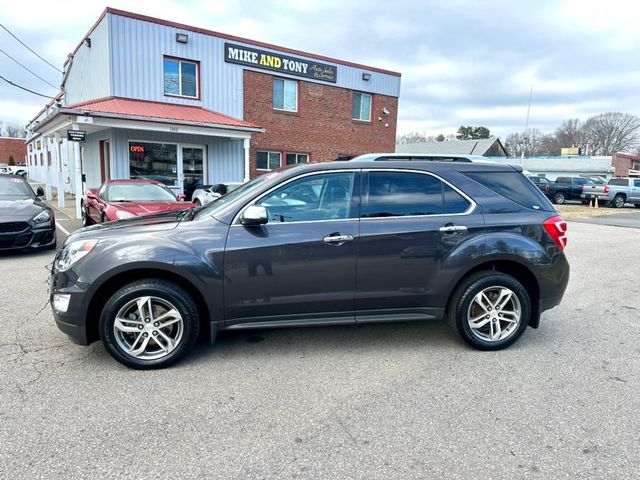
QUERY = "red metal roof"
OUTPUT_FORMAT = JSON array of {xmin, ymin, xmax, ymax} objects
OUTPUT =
[{"xmin": 64, "ymin": 96, "xmax": 261, "ymax": 130}]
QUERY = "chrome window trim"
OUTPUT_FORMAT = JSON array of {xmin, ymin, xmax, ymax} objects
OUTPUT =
[
  {"xmin": 231, "ymin": 167, "xmax": 477, "ymax": 226},
  {"xmin": 231, "ymin": 169, "xmax": 361, "ymax": 226}
]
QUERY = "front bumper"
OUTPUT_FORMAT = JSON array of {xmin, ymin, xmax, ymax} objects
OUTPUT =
[
  {"xmin": 50, "ymin": 273, "xmax": 92, "ymax": 346},
  {"xmin": 0, "ymin": 222, "xmax": 56, "ymax": 251}
]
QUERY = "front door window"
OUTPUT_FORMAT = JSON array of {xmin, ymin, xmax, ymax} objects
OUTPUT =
[{"xmin": 182, "ymin": 146, "xmax": 204, "ymax": 200}]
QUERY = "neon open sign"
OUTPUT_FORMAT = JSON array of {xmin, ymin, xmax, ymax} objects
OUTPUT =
[{"xmin": 130, "ymin": 145, "xmax": 145, "ymax": 153}]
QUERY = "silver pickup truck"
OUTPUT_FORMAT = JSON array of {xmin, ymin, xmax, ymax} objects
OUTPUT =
[{"xmin": 582, "ymin": 177, "xmax": 640, "ymax": 208}]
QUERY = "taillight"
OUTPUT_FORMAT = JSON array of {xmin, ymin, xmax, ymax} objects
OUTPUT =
[
  {"xmin": 544, "ymin": 216, "xmax": 568, "ymax": 251},
  {"xmin": 604, "ymin": 185, "xmax": 610, "ymax": 194}
]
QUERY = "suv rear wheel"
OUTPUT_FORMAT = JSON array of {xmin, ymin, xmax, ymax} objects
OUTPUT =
[
  {"xmin": 448, "ymin": 271, "xmax": 531, "ymax": 350},
  {"xmin": 99, "ymin": 279, "xmax": 200, "ymax": 369}
]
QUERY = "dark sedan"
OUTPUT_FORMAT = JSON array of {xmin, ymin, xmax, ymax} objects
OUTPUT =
[{"xmin": 0, "ymin": 174, "xmax": 56, "ymax": 251}]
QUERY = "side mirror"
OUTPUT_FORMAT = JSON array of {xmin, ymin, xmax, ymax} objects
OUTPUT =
[
  {"xmin": 36, "ymin": 186, "xmax": 45, "ymax": 197},
  {"xmin": 240, "ymin": 205, "xmax": 268, "ymax": 226},
  {"xmin": 177, "ymin": 193, "xmax": 186, "ymax": 201}
]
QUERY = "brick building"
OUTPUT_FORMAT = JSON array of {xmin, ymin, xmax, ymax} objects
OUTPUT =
[
  {"xmin": 0, "ymin": 137, "xmax": 26, "ymax": 165},
  {"xmin": 612, "ymin": 153, "xmax": 640, "ymax": 177},
  {"xmin": 26, "ymin": 7, "xmax": 401, "ymax": 216}
]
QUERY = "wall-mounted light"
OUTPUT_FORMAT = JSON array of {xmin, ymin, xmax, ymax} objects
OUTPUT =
[
  {"xmin": 382, "ymin": 107, "xmax": 390, "ymax": 116},
  {"xmin": 176, "ymin": 33, "xmax": 189, "ymax": 44},
  {"xmin": 84, "ymin": 37, "xmax": 91, "ymax": 48},
  {"xmin": 362, "ymin": 73, "xmax": 371, "ymax": 81}
]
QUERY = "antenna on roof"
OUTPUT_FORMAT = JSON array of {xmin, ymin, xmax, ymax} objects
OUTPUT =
[{"xmin": 521, "ymin": 84, "xmax": 533, "ymax": 166}]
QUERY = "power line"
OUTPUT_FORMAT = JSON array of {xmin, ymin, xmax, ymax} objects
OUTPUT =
[
  {"xmin": 0, "ymin": 47, "xmax": 59, "ymax": 89},
  {"xmin": 0, "ymin": 75, "xmax": 57, "ymax": 99},
  {"xmin": 0, "ymin": 23, "xmax": 62, "ymax": 73}
]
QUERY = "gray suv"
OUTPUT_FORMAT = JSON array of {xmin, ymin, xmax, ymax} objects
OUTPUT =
[{"xmin": 51, "ymin": 161, "xmax": 570, "ymax": 369}]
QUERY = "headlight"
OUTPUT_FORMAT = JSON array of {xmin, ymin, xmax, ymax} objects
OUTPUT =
[
  {"xmin": 54, "ymin": 239, "xmax": 98, "ymax": 271},
  {"xmin": 115, "ymin": 210, "xmax": 136, "ymax": 219},
  {"xmin": 32, "ymin": 210, "xmax": 51, "ymax": 223}
]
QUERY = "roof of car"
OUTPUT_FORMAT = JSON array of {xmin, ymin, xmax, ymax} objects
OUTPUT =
[
  {"xmin": 350, "ymin": 152, "xmax": 494, "ymax": 163},
  {"xmin": 286, "ymin": 160, "xmax": 519, "ymax": 175},
  {"xmin": 105, "ymin": 179, "xmax": 164, "ymax": 185}
]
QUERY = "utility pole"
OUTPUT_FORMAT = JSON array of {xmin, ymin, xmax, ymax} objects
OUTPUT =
[{"xmin": 521, "ymin": 84, "xmax": 533, "ymax": 166}]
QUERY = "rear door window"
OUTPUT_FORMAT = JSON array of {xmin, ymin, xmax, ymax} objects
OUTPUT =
[
  {"xmin": 464, "ymin": 171, "xmax": 554, "ymax": 211},
  {"xmin": 363, "ymin": 172, "xmax": 443, "ymax": 217}
]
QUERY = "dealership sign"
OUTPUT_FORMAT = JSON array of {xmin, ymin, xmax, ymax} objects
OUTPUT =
[{"xmin": 224, "ymin": 42, "xmax": 337, "ymax": 83}]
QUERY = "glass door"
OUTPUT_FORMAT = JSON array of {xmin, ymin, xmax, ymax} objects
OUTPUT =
[{"xmin": 180, "ymin": 146, "xmax": 205, "ymax": 200}]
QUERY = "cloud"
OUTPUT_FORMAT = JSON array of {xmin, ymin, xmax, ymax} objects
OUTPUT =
[{"xmin": 0, "ymin": 0, "xmax": 638, "ymax": 139}]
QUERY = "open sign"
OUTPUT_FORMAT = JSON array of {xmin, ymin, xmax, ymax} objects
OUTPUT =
[{"xmin": 130, "ymin": 145, "xmax": 145, "ymax": 153}]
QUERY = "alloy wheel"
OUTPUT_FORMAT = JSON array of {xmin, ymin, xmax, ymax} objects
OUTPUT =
[
  {"xmin": 113, "ymin": 296, "xmax": 184, "ymax": 360},
  {"xmin": 467, "ymin": 286, "xmax": 521, "ymax": 342}
]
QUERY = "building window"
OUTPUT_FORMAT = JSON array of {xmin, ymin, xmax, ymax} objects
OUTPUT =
[
  {"xmin": 286, "ymin": 153, "xmax": 309, "ymax": 165},
  {"xmin": 273, "ymin": 78, "xmax": 297, "ymax": 112},
  {"xmin": 163, "ymin": 57, "xmax": 199, "ymax": 98},
  {"xmin": 39, "ymin": 153, "xmax": 43, "ymax": 166},
  {"xmin": 352, "ymin": 92, "xmax": 372, "ymax": 121},
  {"xmin": 129, "ymin": 141, "xmax": 178, "ymax": 187},
  {"xmin": 257, "ymin": 151, "xmax": 282, "ymax": 171}
]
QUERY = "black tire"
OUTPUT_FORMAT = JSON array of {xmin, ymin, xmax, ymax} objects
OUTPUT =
[
  {"xmin": 553, "ymin": 192, "xmax": 566, "ymax": 204},
  {"xmin": 81, "ymin": 202, "xmax": 92, "ymax": 226},
  {"xmin": 634, "ymin": 204, "xmax": 640, "ymax": 209},
  {"xmin": 581, "ymin": 200, "xmax": 589, "ymax": 205},
  {"xmin": 99, "ymin": 279, "xmax": 200, "ymax": 369},
  {"xmin": 613, "ymin": 194, "xmax": 626, "ymax": 208},
  {"xmin": 447, "ymin": 271, "xmax": 531, "ymax": 351}
]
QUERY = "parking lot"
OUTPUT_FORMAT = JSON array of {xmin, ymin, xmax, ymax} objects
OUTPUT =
[{"xmin": 0, "ymin": 220, "xmax": 638, "ymax": 479}]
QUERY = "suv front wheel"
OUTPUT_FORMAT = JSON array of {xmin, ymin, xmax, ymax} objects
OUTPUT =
[
  {"xmin": 448, "ymin": 271, "xmax": 531, "ymax": 350},
  {"xmin": 99, "ymin": 279, "xmax": 200, "ymax": 369}
]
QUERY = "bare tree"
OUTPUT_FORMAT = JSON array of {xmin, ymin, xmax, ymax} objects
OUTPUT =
[
  {"xmin": 581, "ymin": 112, "xmax": 640, "ymax": 155},
  {"xmin": 435, "ymin": 134, "xmax": 445, "ymax": 142},
  {"xmin": 505, "ymin": 129, "xmax": 549, "ymax": 156},
  {"xmin": 396, "ymin": 131, "xmax": 429, "ymax": 144},
  {"xmin": 3, "ymin": 123, "xmax": 26, "ymax": 138},
  {"xmin": 555, "ymin": 118, "xmax": 583, "ymax": 149}
]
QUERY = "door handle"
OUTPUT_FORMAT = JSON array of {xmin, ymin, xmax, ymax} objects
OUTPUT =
[
  {"xmin": 323, "ymin": 234, "xmax": 354, "ymax": 245},
  {"xmin": 439, "ymin": 225, "xmax": 468, "ymax": 233}
]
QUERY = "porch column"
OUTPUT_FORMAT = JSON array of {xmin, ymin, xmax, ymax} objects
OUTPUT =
[
  {"xmin": 71, "ymin": 124, "xmax": 82, "ymax": 219},
  {"xmin": 43, "ymin": 138, "xmax": 53, "ymax": 200},
  {"xmin": 243, "ymin": 138, "xmax": 250, "ymax": 182},
  {"xmin": 54, "ymin": 132, "xmax": 65, "ymax": 208}
]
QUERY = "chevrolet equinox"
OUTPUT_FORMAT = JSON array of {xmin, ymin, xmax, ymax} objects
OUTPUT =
[{"xmin": 51, "ymin": 161, "xmax": 570, "ymax": 369}]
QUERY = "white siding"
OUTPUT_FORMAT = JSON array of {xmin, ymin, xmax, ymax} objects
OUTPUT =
[
  {"xmin": 64, "ymin": 16, "xmax": 111, "ymax": 105},
  {"xmin": 107, "ymin": 13, "xmax": 401, "ymax": 120}
]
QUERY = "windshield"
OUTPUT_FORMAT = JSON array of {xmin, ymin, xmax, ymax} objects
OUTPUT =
[
  {"xmin": 106, "ymin": 183, "xmax": 177, "ymax": 202},
  {"xmin": 194, "ymin": 173, "xmax": 279, "ymax": 220},
  {"xmin": 0, "ymin": 176, "xmax": 35, "ymax": 200}
]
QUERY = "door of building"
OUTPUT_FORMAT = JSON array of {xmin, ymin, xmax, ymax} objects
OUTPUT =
[
  {"xmin": 99, "ymin": 140, "xmax": 111, "ymax": 183},
  {"xmin": 180, "ymin": 145, "xmax": 205, "ymax": 200}
]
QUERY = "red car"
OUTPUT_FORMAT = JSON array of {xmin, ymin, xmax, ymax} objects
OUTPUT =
[{"xmin": 82, "ymin": 179, "xmax": 195, "ymax": 225}]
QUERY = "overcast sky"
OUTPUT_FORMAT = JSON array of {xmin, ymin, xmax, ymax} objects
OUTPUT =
[{"xmin": 1, "ymin": 0, "xmax": 639, "ymax": 138}]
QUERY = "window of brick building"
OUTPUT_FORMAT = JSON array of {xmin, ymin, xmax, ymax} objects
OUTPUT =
[
  {"xmin": 352, "ymin": 92, "xmax": 372, "ymax": 121},
  {"xmin": 286, "ymin": 153, "xmax": 309, "ymax": 165},
  {"xmin": 257, "ymin": 151, "xmax": 282, "ymax": 171},
  {"xmin": 273, "ymin": 78, "xmax": 297, "ymax": 112}
]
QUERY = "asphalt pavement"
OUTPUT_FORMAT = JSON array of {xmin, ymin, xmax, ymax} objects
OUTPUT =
[{"xmin": 0, "ymin": 222, "xmax": 638, "ymax": 479}]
